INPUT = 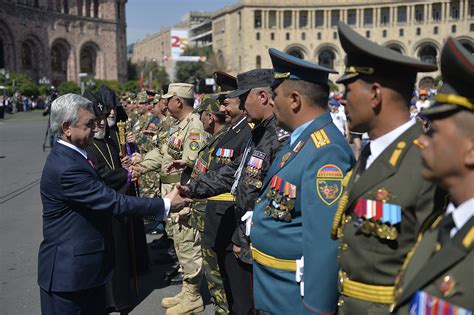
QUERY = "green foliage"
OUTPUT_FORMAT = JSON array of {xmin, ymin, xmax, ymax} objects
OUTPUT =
[
  {"xmin": 18, "ymin": 82, "xmax": 39, "ymax": 96},
  {"xmin": 92, "ymin": 79, "xmax": 121, "ymax": 94},
  {"xmin": 127, "ymin": 59, "xmax": 138, "ymax": 81},
  {"xmin": 135, "ymin": 60, "xmax": 170, "ymax": 88},
  {"xmin": 121, "ymin": 80, "xmax": 140, "ymax": 93},
  {"xmin": 329, "ymin": 81, "xmax": 339, "ymax": 92},
  {"xmin": 58, "ymin": 81, "xmax": 81, "ymax": 95},
  {"xmin": 175, "ymin": 46, "xmax": 215, "ymax": 90}
]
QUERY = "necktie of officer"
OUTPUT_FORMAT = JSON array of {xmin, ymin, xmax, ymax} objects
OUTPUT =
[
  {"xmin": 437, "ymin": 212, "xmax": 455, "ymax": 246},
  {"xmin": 356, "ymin": 142, "xmax": 371, "ymax": 180}
]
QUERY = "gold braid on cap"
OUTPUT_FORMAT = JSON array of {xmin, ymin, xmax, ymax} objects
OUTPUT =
[
  {"xmin": 331, "ymin": 170, "xmax": 352, "ymax": 240},
  {"xmin": 344, "ymin": 66, "xmax": 374, "ymax": 75},
  {"xmin": 435, "ymin": 93, "xmax": 474, "ymax": 110},
  {"xmin": 274, "ymin": 72, "xmax": 291, "ymax": 79}
]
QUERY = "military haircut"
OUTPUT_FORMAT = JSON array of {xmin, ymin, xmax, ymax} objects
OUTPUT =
[
  {"xmin": 281, "ymin": 79, "xmax": 329, "ymax": 110},
  {"xmin": 180, "ymin": 97, "xmax": 194, "ymax": 108},
  {"xmin": 452, "ymin": 110, "xmax": 474, "ymax": 136},
  {"xmin": 358, "ymin": 72, "xmax": 416, "ymax": 107}
]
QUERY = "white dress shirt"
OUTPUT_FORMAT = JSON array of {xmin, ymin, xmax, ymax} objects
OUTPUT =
[
  {"xmin": 445, "ymin": 199, "xmax": 474, "ymax": 238},
  {"xmin": 365, "ymin": 119, "xmax": 416, "ymax": 170},
  {"xmin": 56, "ymin": 139, "xmax": 170, "ymax": 218}
]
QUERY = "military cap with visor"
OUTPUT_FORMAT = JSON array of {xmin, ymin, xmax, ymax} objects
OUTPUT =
[
  {"xmin": 226, "ymin": 68, "xmax": 274, "ymax": 98},
  {"xmin": 420, "ymin": 37, "xmax": 474, "ymax": 118},
  {"xmin": 162, "ymin": 83, "xmax": 194, "ymax": 99},
  {"xmin": 268, "ymin": 48, "xmax": 338, "ymax": 89},
  {"xmin": 336, "ymin": 21, "xmax": 437, "ymax": 84}
]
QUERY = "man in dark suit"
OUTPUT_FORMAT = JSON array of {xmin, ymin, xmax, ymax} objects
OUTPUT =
[
  {"xmin": 38, "ymin": 93, "xmax": 189, "ymax": 315},
  {"xmin": 392, "ymin": 37, "xmax": 473, "ymax": 314},
  {"xmin": 332, "ymin": 22, "xmax": 446, "ymax": 314}
]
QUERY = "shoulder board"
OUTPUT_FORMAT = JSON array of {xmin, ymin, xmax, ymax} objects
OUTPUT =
[
  {"xmin": 462, "ymin": 227, "xmax": 474, "ymax": 249},
  {"xmin": 311, "ymin": 129, "xmax": 331, "ymax": 148},
  {"xmin": 389, "ymin": 141, "xmax": 407, "ymax": 167}
]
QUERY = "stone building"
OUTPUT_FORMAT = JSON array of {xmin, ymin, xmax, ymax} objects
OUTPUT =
[
  {"xmin": 212, "ymin": 0, "xmax": 474, "ymax": 87},
  {"xmin": 0, "ymin": 0, "xmax": 128, "ymax": 87}
]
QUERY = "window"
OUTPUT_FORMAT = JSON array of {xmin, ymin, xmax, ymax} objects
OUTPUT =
[
  {"xmin": 471, "ymin": 23, "xmax": 474, "ymax": 32},
  {"xmin": 318, "ymin": 49, "xmax": 335, "ymax": 69},
  {"xmin": 254, "ymin": 10, "xmax": 262, "ymax": 28},
  {"xmin": 63, "ymin": 0, "xmax": 69, "ymax": 13},
  {"xmin": 269, "ymin": 10, "xmax": 277, "ymax": 28},
  {"xmin": 317, "ymin": 32, "xmax": 322, "ymax": 40},
  {"xmin": 419, "ymin": 45, "xmax": 437, "ymax": 65},
  {"xmin": 315, "ymin": 10, "xmax": 324, "ymax": 27},
  {"xmin": 366, "ymin": 30, "xmax": 370, "ymax": 38},
  {"xmin": 238, "ymin": 12, "xmax": 241, "ymax": 30},
  {"xmin": 381, "ymin": 7, "xmax": 390, "ymax": 25},
  {"xmin": 397, "ymin": 6, "xmax": 407, "ymax": 23},
  {"xmin": 432, "ymin": 3, "xmax": 442, "ymax": 21},
  {"xmin": 331, "ymin": 10, "xmax": 340, "ymax": 27},
  {"xmin": 416, "ymin": 27, "xmax": 421, "ymax": 36},
  {"xmin": 347, "ymin": 9, "xmax": 357, "ymax": 26},
  {"xmin": 301, "ymin": 32, "xmax": 306, "ymax": 40},
  {"xmin": 364, "ymin": 8, "xmax": 373, "ymax": 26},
  {"xmin": 382, "ymin": 30, "xmax": 387, "ymax": 37},
  {"xmin": 300, "ymin": 10, "xmax": 308, "ymax": 28},
  {"xmin": 415, "ymin": 5, "xmax": 424, "ymax": 22},
  {"xmin": 434, "ymin": 26, "xmax": 438, "ymax": 34},
  {"xmin": 451, "ymin": 4, "xmax": 459, "ymax": 20},
  {"xmin": 270, "ymin": 32, "xmax": 275, "ymax": 40},
  {"xmin": 399, "ymin": 28, "xmax": 404, "ymax": 36},
  {"xmin": 256, "ymin": 32, "xmax": 260, "ymax": 40},
  {"xmin": 451, "ymin": 25, "xmax": 457, "ymax": 33},
  {"xmin": 333, "ymin": 32, "xmax": 337, "ymax": 39},
  {"xmin": 284, "ymin": 11, "xmax": 292, "ymax": 28},
  {"xmin": 286, "ymin": 32, "xmax": 290, "ymax": 40},
  {"xmin": 256, "ymin": 55, "xmax": 261, "ymax": 69},
  {"xmin": 471, "ymin": 2, "xmax": 474, "ymax": 17}
]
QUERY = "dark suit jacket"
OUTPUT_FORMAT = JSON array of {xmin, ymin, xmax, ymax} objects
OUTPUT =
[
  {"xmin": 203, "ymin": 118, "xmax": 252, "ymax": 250},
  {"xmin": 38, "ymin": 142, "xmax": 164, "ymax": 292}
]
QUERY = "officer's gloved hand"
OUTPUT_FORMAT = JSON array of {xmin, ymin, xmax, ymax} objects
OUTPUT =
[
  {"xmin": 296, "ymin": 256, "xmax": 304, "ymax": 296},
  {"xmin": 241, "ymin": 211, "xmax": 253, "ymax": 236}
]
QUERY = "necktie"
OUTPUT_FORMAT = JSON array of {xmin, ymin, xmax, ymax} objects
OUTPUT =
[
  {"xmin": 356, "ymin": 142, "xmax": 371, "ymax": 179},
  {"xmin": 437, "ymin": 213, "xmax": 455, "ymax": 246}
]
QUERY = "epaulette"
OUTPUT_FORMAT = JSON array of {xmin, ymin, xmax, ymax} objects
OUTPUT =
[
  {"xmin": 389, "ymin": 141, "xmax": 406, "ymax": 166},
  {"xmin": 311, "ymin": 129, "xmax": 331, "ymax": 148},
  {"xmin": 463, "ymin": 227, "xmax": 473, "ymax": 249}
]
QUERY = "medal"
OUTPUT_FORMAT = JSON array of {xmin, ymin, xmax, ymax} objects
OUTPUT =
[
  {"xmin": 264, "ymin": 205, "xmax": 272, "ymax": 216},
  {"xmin": 284, "ymin": 212, "xmax": 292, "ymax": 222},
  {"xmin": 255, "ymin": 180, "xmax": 262, "ymax": 189},
  {"xmin": 439, "ymin": 275, "xmax": 456, "ymax": 297},
  {"xmin": 386, "ymin": 226, "xmax": 398, "ymax": 240}
]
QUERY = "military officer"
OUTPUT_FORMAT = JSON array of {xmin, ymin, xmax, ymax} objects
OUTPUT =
[
  {"xmin": 136, "ymin": 83, "xmax": 208, "ymax": 315},
  {"xmin": 180, "ymin": 68, "xmax": 286, "ymax": 314},
  {"xmin": 332, "ymin": 22, "xmax": 446, "ymax": 314},
  {"xmin": 392, "ymin": 37, "xmax": 474, "ymax": 315},
  {"xmin": 249, "ymin": 49, "xmax": 355, "ymax": 314}
]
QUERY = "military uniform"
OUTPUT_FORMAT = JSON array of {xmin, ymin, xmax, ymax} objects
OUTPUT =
[
  {"xmin": 392, "ymin": 37, "xmax": 474, "ymax": 315},
  {"xmin": 249, "ymin": 49, "xmax": 355, "ymax": 314},
  {"xmin": 332, "ymin": 22, "xmax": 444, "ymax": 314}
]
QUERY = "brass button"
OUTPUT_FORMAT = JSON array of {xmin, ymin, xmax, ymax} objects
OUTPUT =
[
  {"xmin": 337, "ymin": 297, "xmax": 344, "ymax": 307},
  {"xmin": 340, "ymin": 243, "xmax": 348, "ymax": 251},
  {"xmin": 257, "ymin": 198, "xmax": 261, "ymax": 203},
  {"xmin": 344, "ymin": 215, "xmax": 352, "ymax": 224}
]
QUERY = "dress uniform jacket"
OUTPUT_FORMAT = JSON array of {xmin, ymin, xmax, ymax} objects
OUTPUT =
[
  {"xmin": 203, "ymin": 117, "xmax": 252, "ymax": 250},
  {"xmin": 392, "ymin": 216, "xmax": 473, "ymax": 314},
  {"xmin": 189, "ymin": 114, "xmax": 286, "ymax": 264},
  {"xmin": 251, "ymin": 112, "xmax": 355, "ymax": 314},
  {"xmin": 335, "ymin": 123, "xmax": 444, "ymax": 314}
]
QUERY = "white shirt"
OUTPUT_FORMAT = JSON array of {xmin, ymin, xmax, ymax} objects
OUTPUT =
[
  {"xmin": 446, "ymin": 199, "xmax": 474, "ymax": 238},
  {"xmin": 330, "ymin": 108, "xmax": 347, "ymax": 136},
  {"xmin": 366, "ymin": 119, "xmax": 415, "ymax": 169},
  {"xmin": 56, "ymin": 139, "xmax": 171, "ymax": 218}
]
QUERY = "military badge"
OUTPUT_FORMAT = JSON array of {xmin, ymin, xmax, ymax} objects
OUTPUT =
[
  {"xmin": 189, "ymin": 132, "xmax": 201, "ymax": 140},
  {"xmin": 215, "ymin": 148, "xmax": 234, "ymax": 164},
  {"xmin": 265, "ymin": 175, "xmax": 297, "ymax": 222},
  {"xmin": 316, "ymin": 164, "xmax": 343, "ymax": 205},
  {"xmin": 438, "ymin": 275, "xmax": 456, "ymax": 298},
  {"xmin": 353, "ymin": 198, "xmax": 402, "ymax": 240},
  {"xmin": 189, "ymin": 141, "xmax": 200, "ymax": 151},
  {"xmin": 367, "ymin": 188, "xmax": 396, "ymax": 202}
]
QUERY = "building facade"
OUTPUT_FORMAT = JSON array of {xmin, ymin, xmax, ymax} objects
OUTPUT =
[
  {"xmin": 212, "ymin": 0, "xmax": 474, "ymax": 87},
  {"xmin": 0, "ymin": 0, "xmax": 127, "ymax": 87}
]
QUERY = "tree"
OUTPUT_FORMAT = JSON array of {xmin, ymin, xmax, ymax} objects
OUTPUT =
[
  {"xmin": 127, "ymin": 59, "xmax": 138, "ymax": 81},
  {"xmin": 175, "ymin": 46, "xmax": 215, "ymax": 92},
  {"xmin": 58, "ymin": 81, "xmax": 81, "ymax": 95},
  {"xmin": 135, "ymin": 59, "xmax": 170, "ymax": 89}
]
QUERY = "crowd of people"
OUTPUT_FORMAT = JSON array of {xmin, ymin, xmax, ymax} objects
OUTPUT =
[{"xmin": 37, "ymin": 21, "xmax": 472, "ymax": 315}]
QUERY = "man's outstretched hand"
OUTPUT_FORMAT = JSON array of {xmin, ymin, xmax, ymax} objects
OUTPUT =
[
  {"xmin": 175, "ymin": 183, "xmax": 191, "ymax": 198},
  {"xmin": 165, "ymin": 186, "xmax": 192, "ymax": 212}
]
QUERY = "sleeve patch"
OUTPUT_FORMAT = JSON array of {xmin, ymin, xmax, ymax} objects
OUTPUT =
[
  {"xmin": 189, "ymin": 132, "xmax": 201, "ymax": 140},
  {"xmin": 189, "ymin": 141, "xmax": 200, "ymax": 151},
  {"xmin": 311, "ymin": 129, "xmax": 331, "ymax": 148},
  {"xmin": 316, "ymin": 164, "xmax": 343, "ymax": 206}
]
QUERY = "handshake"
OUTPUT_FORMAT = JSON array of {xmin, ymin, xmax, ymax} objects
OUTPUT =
[{"xmin": 164, "ymin": 183, "xmax": 193, "ymax": 212}]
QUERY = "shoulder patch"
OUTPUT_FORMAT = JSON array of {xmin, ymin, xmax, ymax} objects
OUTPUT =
[
  {"xmin": 189, "ymin": 132, "xmax": 201, "ymax": 140},
  {"xmin": 311, "ymin": 129, "xmax": 331, "ymax": 148},
  {"xmin": 316, "ymin": 164, "xmax": 343, "ymax": 206},
  {"xmin": 189, "ymin": 141, "xmax": 200, "ymax": 151}
]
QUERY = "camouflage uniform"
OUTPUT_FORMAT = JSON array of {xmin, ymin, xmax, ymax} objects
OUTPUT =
[{"xmin": 189, "ymin": 125, "xmax": 230, "ymax": 314}]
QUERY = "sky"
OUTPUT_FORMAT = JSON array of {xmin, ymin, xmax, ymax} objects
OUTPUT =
[{"xmin": 126, "ymin": 0, "xmax": 238, "ymax": 45}]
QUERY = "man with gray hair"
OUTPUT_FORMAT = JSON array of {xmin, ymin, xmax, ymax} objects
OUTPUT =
[{"xmin": 38, "ymin": 93, "xmax": 190, "ymax": 315}]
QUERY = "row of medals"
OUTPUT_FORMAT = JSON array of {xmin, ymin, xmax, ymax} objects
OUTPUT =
[
  {"xmin": 353, "ymin": 216, "xmax": 399, "ymax": 240},
  {"xmin": 216, "ymin": 156, "xmax": 232, "ymax": 165},
  {"xmin": 168, "ymin": 142, "xmax": 182, "ymax": 160},
  {"xmin": 265, "ymin": 189, "xmax": 295, "ymax": 222},
  {"xmin": 244, "ymin": 165, "xmax": 263, "ymax": 188}
]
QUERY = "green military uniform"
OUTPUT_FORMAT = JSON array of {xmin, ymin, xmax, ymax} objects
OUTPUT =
[
  {"xmin": 392, "ymin": 37, "xmax": 474, "ymax": 315},
  {"xmin": 332, "ymin": 22, "xmax": 445, "ymax": 314}
]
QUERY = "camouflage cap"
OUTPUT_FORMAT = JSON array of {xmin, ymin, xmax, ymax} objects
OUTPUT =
[{"xmin": 198, "ymin": 94, "xmax": 221, "ymax": 114}]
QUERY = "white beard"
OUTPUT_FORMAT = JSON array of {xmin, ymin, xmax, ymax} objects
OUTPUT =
[
  {"xmin": 94, "ymin": 128, "xmax": 106, "ymax": 139},
  {"xmin": 107, "ymin": 116, "xmax": 116, "ymax": 127}
]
